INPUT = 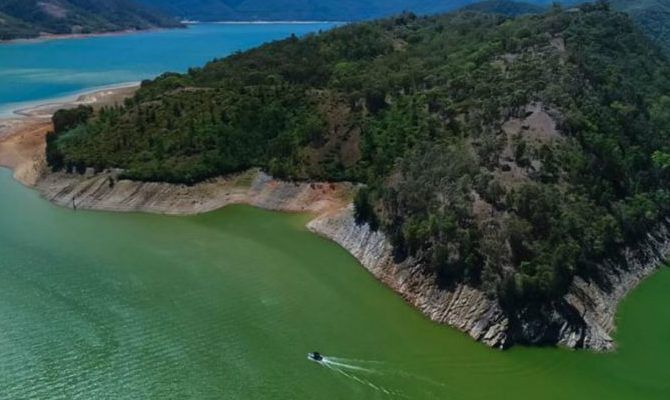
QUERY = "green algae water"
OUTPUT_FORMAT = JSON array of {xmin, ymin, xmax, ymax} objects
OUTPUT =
[
  {"xmin": 1, "ymin": 24, "xmax": 669, "ymax": 400},
  {"xmin": 0, "ymin": 169, "xmax": 668, "ymax": 399}
]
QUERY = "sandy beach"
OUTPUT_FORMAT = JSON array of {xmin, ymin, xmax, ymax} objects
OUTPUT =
[{"xmin": 0, "ymin": 84, "xmax": 138, "ymax": 185}]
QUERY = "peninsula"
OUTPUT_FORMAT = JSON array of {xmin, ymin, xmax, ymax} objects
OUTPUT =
[{"xmin": 4, "ymin": 2, "xmax": 670, "ymax": 351}]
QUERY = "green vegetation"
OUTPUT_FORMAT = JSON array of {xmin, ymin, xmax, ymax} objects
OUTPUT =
[
  {"xmin": 0, "ymin": 0, "xmax": 180, "ymax": 40},
  {"xmin": 611, "ymin": 0, "xmax": 670, "ymax": 51},
  {"xmin": 137, "ymin": 0, "xmax": 478, "ymax": 21},
  {"xmin": 460, "ymin": 0, "xmax": 547, "ymax": 16},
  {"xmin": 47, "ymin": 3, "xmax": 670, "ymax": 322},
  {"xmin": 457, "ymin": 1, "xmax": 670, "ymax": 52}
]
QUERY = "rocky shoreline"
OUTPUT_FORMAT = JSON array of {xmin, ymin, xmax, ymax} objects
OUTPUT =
[
  {"xmin": 35, "ymin": 168, "xmax": 353, "ymax": 217},
  {"xmin": 307, "ymin": 204, "xmax": 670, "ymax": 350},
  {"xmin": 307, "ymin": 206, "xmax": 510, "ymax": 347},
  {"xmin": 1, "ymin": 86, "xmax": 667, "ymax": 351},
  {"xmin": 30, "ymin": 165, "xmax": 670, "ymax": 350},
  {"xmin": 559, "ymin": 222, "xmax": 670, "ymax": 349}
]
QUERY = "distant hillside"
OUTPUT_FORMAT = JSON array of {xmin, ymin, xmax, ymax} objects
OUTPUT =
[
  {"xmin": 460, "ymin": 0, "xmax": 547, "ymax": 16},
  {"xmin": 457, "ymin": 1, "xmax": 670, "ymax": 51},
  {"xmin": 136, "ymin": 0, "xmax": 582, "ymax": 21},
  {"xmin": 611, "ymin": 0, "xmax": 670, "ymax": 51},
  {"xmin": 0, "ymin": 0, "xmax": 180, "ymax": 41},
  {"xmin": 137, "ymin": 0, "xmax": 479, "ymax": 21},
  {"xmin": 0, "ymin": 11, "xmax": 35, "ymax": 40},
  {"xmin": 136, "ymin": 1, "xmax": 670, "ymax": 51}
]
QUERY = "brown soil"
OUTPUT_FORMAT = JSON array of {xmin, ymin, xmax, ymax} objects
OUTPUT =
[
  {"xmin": 0, "ymin": 84, "xmax": 138, "ymax": 185},
  {"xmin": 0, "ymin": 119, "xmax": 50, "ymax": 185}
]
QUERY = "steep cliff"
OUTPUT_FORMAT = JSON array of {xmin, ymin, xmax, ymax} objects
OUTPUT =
[
  {"xmin": 308, "ymin": 206, "xmax": 670, "ymax": 350},
  {"xmin": 308, "ymin": 205, "xmax": 511, "ymax": 348}
]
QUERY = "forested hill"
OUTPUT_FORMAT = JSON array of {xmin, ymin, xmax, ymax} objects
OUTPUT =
[
  {"xmin": 134, "ymin": 0, "xmax": 670, "ymax": 52},
  {"xmin": 459, "ymin": 1, "xmax": 547, "ymax": 16},
  {"xmin": 47, "ymin": 3, "xmax": 670, "ymax": 340},
  {"xmin": 466, "ymin": 1, "xmax": 670, "ymax": 51},
  {"xmin": 136, "ymin": 0, "xmax": 670, "ymax": 51},
  {"xmin": 0, "ymin": 0, "xmax": 180, "ymax": 41}
]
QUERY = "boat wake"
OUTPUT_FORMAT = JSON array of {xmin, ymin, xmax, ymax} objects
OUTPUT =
[
  {"xmin": 319, "ymin": 356, "xmax": 405, "ymax": 398},
  {"xmin": 309, "ymin": 354, "xmax": 456, "ymax": 399},
  {"xmin": 322, "ymin": 358, "xmax": 377, "ymax": 373}
]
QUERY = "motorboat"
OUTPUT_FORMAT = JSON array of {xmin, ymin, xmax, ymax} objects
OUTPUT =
[{"xmin": 308, "ymin": 351, "xmax": 324, "ymax": 362}]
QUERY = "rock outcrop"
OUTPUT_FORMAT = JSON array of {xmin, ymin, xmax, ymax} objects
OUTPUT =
[
  {"xmin": 308, "ymin": 205, "xmax": 670, "ymax": 351},
  {"xmin": 558, "ymin": 222, "xmax": 670, "ymax": 350},
  {"xmin": 35, "ymin": 169, "xmax": 353, "ymax": 216},
  {"xmin": 308, "ymin": 205, "xmax": 511, "ymax": 348}
]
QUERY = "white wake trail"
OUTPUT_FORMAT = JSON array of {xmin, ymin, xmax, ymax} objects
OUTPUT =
[
  {"xmin": 322, "ymin": 358, "xmax": 377, "ymax": 373},
  {"xmin": 322, "ymin": 362, "xmax": 406, "ymax": 398},
  {"xmin": 312, "ymin": 354, "xmax": 455, "ymax": 398},
  {"xmin": 327, "ymin": 356, "xmax": 386, "ymax": 365},
  {"xmin": 314, "ymin": 356, "xmax": 410, "ymax": 398}
]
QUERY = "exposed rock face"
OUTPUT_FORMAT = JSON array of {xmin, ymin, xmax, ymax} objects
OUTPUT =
[
  {"xmin": 308, "ymin": 205, "xmax": 670, "ymax": 351},
  {"xmin": 558, "ymin": 222, "xmax": 670, "ymax": 350},
  {"xmin": 29, "ymin": 167, "xmax": 670, "ymax": 351},
  {"xmin": 35, "ymin": 169, "xmax": 352, "ymax": 216},
  {"xmin": 308, "ymin": 205, "xmax": 511, "ymax": 348}
]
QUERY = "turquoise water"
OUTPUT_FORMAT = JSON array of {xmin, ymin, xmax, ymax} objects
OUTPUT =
[
  {"xmin": 0, "ymin": 24, "xmax": 669, "ymax": 399},
  {"xmin": 0, "ymin": 23, "xmax": 337, "ymax": 114}
]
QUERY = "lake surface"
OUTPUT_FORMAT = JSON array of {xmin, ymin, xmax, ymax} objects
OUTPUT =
[
  {"xmin": 0, "ymin": 23, "xmax": 337, "ymax": 115},
  {"xmin": 0, "ymin": 24, "xmax": 669, "ymax": 400}
]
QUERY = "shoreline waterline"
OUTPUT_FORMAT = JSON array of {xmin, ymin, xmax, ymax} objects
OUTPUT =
[
  {"xmin": 0, "ymin": 83, "xmax": 139, "ymax": 185},
  {"xmin": 1, "ymin": 21, "xmax": 339, "ymax": 46},
  {"xmin": 0, "ymin": 27, "xmax": 175, "ymax": 47},
  {"xmin": 0, "ymin": 81, "xmax": 141, "ymax": 119},
  {"xmin": 191, "ymin": 20, "xmax": 346, "ymax": 25}
]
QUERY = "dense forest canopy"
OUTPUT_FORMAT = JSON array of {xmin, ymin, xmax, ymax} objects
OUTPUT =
[
  {"xmin": 0, "ymin": 0, "xmax": 180, "ymax": 40},
  {"xmin": 460, "ymin": 1, "xmax": 670, "ymax": 51},
  {"xmin": 48, "ymin": 2, "xmax": 670, "ymax": 325}
]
